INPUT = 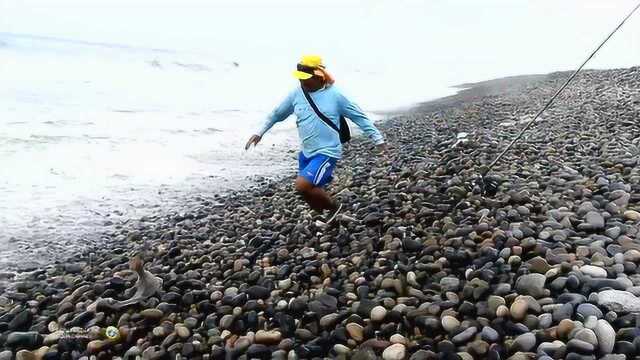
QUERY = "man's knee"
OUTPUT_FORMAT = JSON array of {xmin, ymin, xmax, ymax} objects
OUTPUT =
[{"xmin": 295, "ymin": 176, "xmax": 314, "ymax": 194}]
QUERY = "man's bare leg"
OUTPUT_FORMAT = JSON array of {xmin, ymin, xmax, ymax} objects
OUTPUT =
[{"xmin": 295, "ymin": 176, "xmax": 336, "ymax": 212}]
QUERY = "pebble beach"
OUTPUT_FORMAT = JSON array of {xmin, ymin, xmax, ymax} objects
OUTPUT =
[{"xmin": 1, "ymin": 66, "xmax": 639, "ymax": 360}]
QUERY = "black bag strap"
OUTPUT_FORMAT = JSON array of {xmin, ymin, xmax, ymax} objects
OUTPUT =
[{"xmin": 301, "ymin": 87, "xmax": 340, "ymax": 134}]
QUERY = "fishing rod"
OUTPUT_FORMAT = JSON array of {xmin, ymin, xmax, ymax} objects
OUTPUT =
[{"xmin": 477, "ymin": 1, "xmax": 640, "ymax": 196}]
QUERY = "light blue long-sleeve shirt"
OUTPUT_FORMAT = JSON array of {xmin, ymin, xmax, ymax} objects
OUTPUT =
[{"xmin": 257, "ymin": 86, "xmax": 384, "ymax": 159}]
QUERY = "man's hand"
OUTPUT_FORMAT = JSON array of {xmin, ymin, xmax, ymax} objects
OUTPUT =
[{"xmin": 245, "ymin": 135, "xmax": 262, "ymax": 150}]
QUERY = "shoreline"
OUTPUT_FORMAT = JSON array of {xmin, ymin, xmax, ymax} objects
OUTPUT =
[{"xmin": 1, "ymin": 66, "xmax": 639, "ymax": 359}]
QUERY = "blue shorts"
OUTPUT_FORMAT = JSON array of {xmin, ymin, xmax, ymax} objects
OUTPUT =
[{"xmin": 298, "ymin": 152, "xmax": 338, "ymax": 187}]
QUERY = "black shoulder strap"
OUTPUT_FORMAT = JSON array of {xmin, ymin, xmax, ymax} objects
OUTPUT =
[{"xmin": 301, "ymin": 87, "xmax": 340, "ymax": 133}]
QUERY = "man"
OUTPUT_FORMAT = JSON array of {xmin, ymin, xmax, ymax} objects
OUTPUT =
[{"xmin": 245, "ymin": 55, "xmax": 386, "ymax": 223}]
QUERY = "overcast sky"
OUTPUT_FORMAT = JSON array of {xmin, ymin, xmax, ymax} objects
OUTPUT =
[{"xmin": 2, "ymin": 0, "xmax": 639, "ymax": 99}]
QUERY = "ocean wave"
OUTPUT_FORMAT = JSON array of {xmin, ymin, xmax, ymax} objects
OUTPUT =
[
  {"xmin": 0, "ymin": 134, "xmax": 98, "ymax": 146},
  {"xmin": 173, "ymin": 61, "xmax": 211, "ymax": 72},
  {"xmin": 146, "ymin": 59, "xmax": 213, "ymax": 72}
]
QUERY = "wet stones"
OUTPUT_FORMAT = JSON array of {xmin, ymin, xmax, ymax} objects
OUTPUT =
[
  {"xmin": 510, "ymin": 299, "xmax": 528, "ymax": 321},
  {"xmin": 513, "ymin": 332, "xmax": 537, "ymax": 352},
  {"xmin": 516, "ymin": 273, "xmax": 548, "ymax": 298},
  {"xmin": 594, "ymin": 319, "xmax": 615, "ymax": 354},
  {"xmin": 255, "ymin": 330, "xmax": 282, "ymax": 345},
  {"xmin": 579, "ymin": 211, "xmax": 605, "ymax": 231},
  {"xmin": 308, "ymin": 294, "xmax": 338, "ymax": 317},
  {"xmin": 140, "ymin": 308, "xmax": 164, "ymax": 322},
  {"xmin": 2, "ymin": 66, "xmax": 639, "ymax": 360},
  {"xmin": 441, "ymin": 315, "xmax": 460, "ymax": 332},
  {"xmin": 576, "ymin": 303, "xmax": 603, "ymax": 319},
  {"xmin": 5, "ymin": 332, "xmax": 43, "ymax": 349},
  {"xmin": 623, "ymin": 210, "xmax": 640, "ymax": 221},
  {"xmin": 8, "ymin": 310, "xmax": 32, "ymax": 331},
  {"xmin": 382, "ymin": 343, "xmax": 406, "ymax": 360},
  {"xmin": 452, "ymin": 326, "xmax": 477, "ymax": 344},
  {"xmin": 246, "ymin": 285, "xmax": 270, "ymax": 299},
  {"xmin": 579, "ymin": 265, "xmax": 607, "ymax": 278},
  {"xmin": 346, "ymin": 323, "xmax": 364, "ymax": 342},
  {"xmin": 370, "ymin": 305, "xmax": 388, "ymax": 322},
  {"xmin": 597, "ymin": 290, "xmax": 640, "ymax": 312}
]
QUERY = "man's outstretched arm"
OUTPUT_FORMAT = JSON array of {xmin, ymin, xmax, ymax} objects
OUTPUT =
[
  {"xmin": 245, "ymin": 91, "xmax": 295, "ymax": 150},
  {"xmin": 337, "ymin": 92, "xmax": 386, "ymax": 151}
]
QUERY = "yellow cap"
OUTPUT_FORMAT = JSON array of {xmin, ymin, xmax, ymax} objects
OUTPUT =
[
  {"xmin": 292, "ymin": 55, "xmax": 325, "ymax": 80},
  {"xmin": 300, "ymin": 55, "xmax": 324, "ymax": 68}
]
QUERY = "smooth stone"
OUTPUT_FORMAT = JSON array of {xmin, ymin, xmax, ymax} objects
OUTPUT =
[
  {"xmin": 43, "ymin": 331, "xmax": 63, "ymax": 346},
  {"xmin": 580, "ymin": 265, "xmax": 608, "ymax": 278},
  {"xmin": 246, "ymin": 344, "xmax": 271, "ymax": 358},
  {"xmin": 141, "ymin": 345, "xmax": 165, "ymax": 360},
  {"xmin": 585, "ymin": 212, "xmax": 605, "ymax": 230},
  {"xmin": 320, "ymin": 313, "xmax": 340, "ymax": 328},
  {"xmin": 346, "ymin": 323, "xmax": 364, "ymax": 341},
  {"xmin": 573, "ymin": 329, "xmax": 598, "ymax": 347},
  {"xmin": 507, "ymin": 352, "xmax": 537, "ymax": 360},
  {"xmin": 624, "ymin": 250, "xmax": 640, "ymax": 262},
  {"xmin": 623, "ymin": 210, "xmax": 640, "ymax": 221},
  {"xmin": 409, "ymin": 350, "xmax": 430, "ymax": 360},
  {"xmin": 594, "ymin": 319, "xmax": 615, "ymax": 354},
  {"xmin": 565, "ymin": 354, "xmax": 595, "ymax": 360},
  {"xmin": 600, "ymin": 355, "xmax": 625, "ymax": 360},
  {"xmin": 516, "ymin": 274, "xmax": 547, "ymax": 298},
  {"xmin": 371, "ymin": 306, "xmax": 388, "ymax": 321},
  {"xmin": 558, "ymin": 293, "xmax": 587, "ymax": 306},
  {"xmin": 539, "ymin": 313, "xmax": 553, "ymax": 329},
  {"xmin": 452, "ymin": 326, "xmax": 477, "ymax": 344},
  {"xmin": 584, "ymin": 316, "xmax": 598, "ymax": 329},
  {"xmin": 553, "ymin": 303, "xmax": 575, "ymax": 322},
  {"xmin": 246, "ymin": 286, "xmax": 270, "ymax": 299},
  {"xmin": 495, "ymin": 283, "xmax": 512, "ymax": 296},
  {"xmin": 140, "ymin": 309, "xmax": 164, "ymax": 321},
  {"xmin": 6, "ymin": 332, "xmax": 43, "ymax": 349},
  {"xmin": 352, "ymin": 348, "xmax": 377, "ymax": 360},
  {"xmin": 481, "ymin": 326, "xmax": 499, "ymax": 343},
  {"xmin": 468, "ymin": 339, "xmax": 489, "ymax": 356},
  {"xmin": 9, "ymin": 310, "xmax": 32, "ymax": 332},
  {"xmin": 124, "ymin": 346, "xmax": 141, "ymax": 358},
  {"xmin": 440, "ymin": 277, "xmax": 461, "ymax": 292},
  {"xmin": 496, "ymin": 305, "xmax": 510, "ymax": 318},
  {"xmin": 558, "ymin": 319, "xmax": 575, "ymax": 339},
  {"xmin": 334, "ymin": 344, "xmax": 351, "ymax": 355},
  {"xmin": 567, "ymin": 339, "xmax": 595, "ymax": 353},
  {"xmin": 510, "ymin": 299, "xmax": 528, "ymax": 321},
  {"xmin": 527, "ymin": 257, "xmax": 551, "ymax": 274},
  {"xmin": 15, "ymin": 350, "xmax": 36, "ymax": 360},
  {"xmin": 537, "ymin": 340, "xmax": 566, "ymax": 356},
  {"xmin": 382, "ymin": 343, "xmax": 406, "ymax": 360},
  {"xmin": 614, "ymin": 341, "xmax": 635, "ymax": 355},
  {"xmin": 597, "ymin": 290, "xmax": 640, "ymax": 312},
  {"xmin": 513, "ymin": 332, "xmax": 537, "ymax": 352},
  {"xmin": 87, "ymin": 340, "xmax": 110, "ymax": 354},
  {"xmin": 220, "ymin": 315, "xmax": 234, "ymax": 329},
  {"xmin": 308, "ymin": 294, "xmax": 338, "ymax": 317},
  {"xmin": 442, "ymin": 315, "xmax": 460, "ymax": 332},
  {"xmin": 389, "ymin": 334, "xmax": 407, "ymax": 345},
  {"xmin": 487, "ymin": 295, "xmax": 505, "ymax": 313},
  {"xmin": 577, "ymin": 304, "xmax": 603, "ymax": 319},
  {"xmin": 175, "ymin": 325, "xmax": 190, "ymax": 339},
  {"xmin": 255, "ymin": 330, "xmax": 282, "ymax": 345}
]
